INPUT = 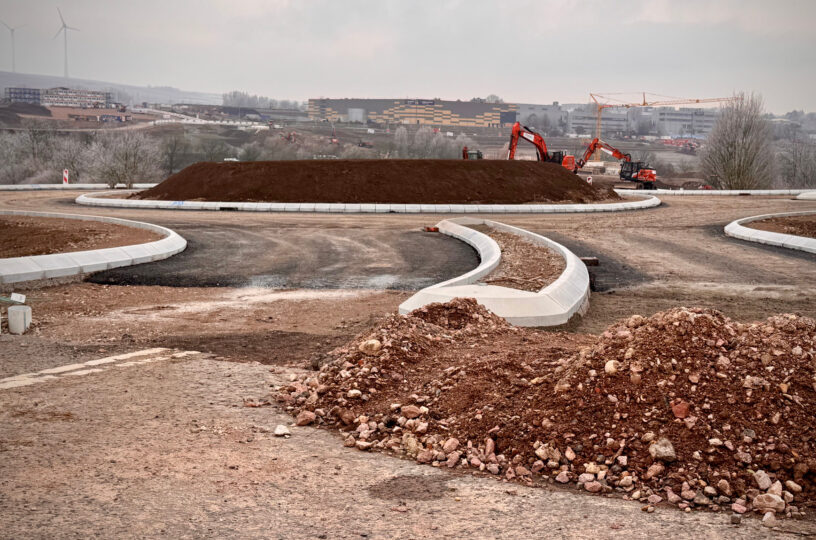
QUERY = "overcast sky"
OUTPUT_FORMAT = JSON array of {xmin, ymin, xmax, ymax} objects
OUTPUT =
[{"xmin": 1, "ymin": 0, "xmax": 814, "ymax": 113}]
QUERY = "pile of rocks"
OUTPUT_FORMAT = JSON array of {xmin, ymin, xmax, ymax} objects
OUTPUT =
[{"xmin": 278, "ymin": 302, "xmax": 815, "ymax": 522}]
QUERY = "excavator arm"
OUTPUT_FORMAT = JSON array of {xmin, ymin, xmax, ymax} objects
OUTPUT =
[
  {"xmin": 507, "ymin": 122, "xmax": 550, "ymax": 161},
  {"xmin": 576, "ymin": 138, "xmax": 631, "ymax": 169}
]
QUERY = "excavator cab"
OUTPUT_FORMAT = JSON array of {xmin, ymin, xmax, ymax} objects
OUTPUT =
[{"xmin": 620, "ymin": 161, "xmax": 657, "ymax": 189}]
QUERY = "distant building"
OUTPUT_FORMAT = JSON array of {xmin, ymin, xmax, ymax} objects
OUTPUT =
[
  {"xmin": 629, "ymin": 107, "xmax": 718, "ymax": 137},
  {"xmin": 4, "ymin": 87, "xmax": 41, "ymax": 104},
  {"xmin": 516, "ymin": 102, "xmax": 568, "ymax": 131},
  {"xmin": 308, "ymin": 98, "xmax": 517, "ymax": 127},
  {"xmin": 41, "ymin": 87, "xmax": 112, "ymax": 108},
  {"xmin": 568, "ymin": 106, "xmax": 629, "ymax": 136},
  {"xmin": 5, "ymin": 86, "xmax": 112, "ymax": 108}
]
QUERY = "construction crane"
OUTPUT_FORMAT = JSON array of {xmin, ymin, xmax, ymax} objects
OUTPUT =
[{"xmin": 588, "ymin": 92, "xmax": 741, "ymax": 159}]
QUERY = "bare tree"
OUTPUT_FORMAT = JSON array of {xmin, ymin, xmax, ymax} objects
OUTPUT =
[
  {"xmin": 238, "ymin": 142, "xmax": 264, "ymax": 162},
  {"xmin": 393, "ymin": 126, "xmax": 410, "ymax": 157},
  {"xmin": 701, "ymin": 93, "xmax": 774, "ymax": 189},
  {"xmin": 777, "ymin": 137, "xmax": 816, "ymax": 188},
  {"xmin": 197, "ymin": 138, "xmax": 233, "ymax": 162},
  {"xmin": 52, "ymin": 135, "xmax": 92, "ymax": 183},
  {"xmin": 91, "ymin": 132, "xmax": 161, "ymax": 188},
  {"xmin": 160, "ymin": 132, "xmax": 189, "ymax": 177}
]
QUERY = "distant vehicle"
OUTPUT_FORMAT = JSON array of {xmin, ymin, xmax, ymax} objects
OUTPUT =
[
  {"xmin": 446, "ymin": 131, "xmax": 454, "ymax": 137},
  {"xmin": 366, "ymin": 128, "xmax": 375, "ymax": 134},
  {"xmin": 357, "ymin": 140, "xmax": 374, "ymax": 148},
  {"xmin": 223, "ymin": 157, "xmax": 239, "ymax": 162},
  {"xmin": 461, "ymin": 146, "xmax": 483, "ymax": 160}
]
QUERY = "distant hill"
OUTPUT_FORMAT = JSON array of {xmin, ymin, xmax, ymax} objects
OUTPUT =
[{"xmin": 0, "ymin": 71, "xmax": 221, "ymax": 106}]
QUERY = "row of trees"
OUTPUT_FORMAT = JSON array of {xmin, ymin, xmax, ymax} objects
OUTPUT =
[
  {"xmin": 0, "ymin": 127, "xmax": 161, "ymax": 187},
  {"xmin": 222, "ymin": 90, "xmax": 306, "ymax": 111}
]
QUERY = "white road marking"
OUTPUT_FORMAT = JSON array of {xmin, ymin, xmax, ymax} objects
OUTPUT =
[{"xmin": 0, "ymin": 349, "xmax": 200, "ymax": 391}]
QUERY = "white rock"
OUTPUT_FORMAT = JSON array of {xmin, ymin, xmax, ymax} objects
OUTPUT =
[{"xmin": 273, "ymin": 425, "xmax": 291, "ymax": 437}]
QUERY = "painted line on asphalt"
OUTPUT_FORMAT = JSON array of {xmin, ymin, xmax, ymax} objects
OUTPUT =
[{"xmin": 0, "ymin": 348, "xmax": 201, "ymax": 390}]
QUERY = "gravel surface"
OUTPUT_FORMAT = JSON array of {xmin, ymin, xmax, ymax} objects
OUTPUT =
[
  {"xmin": 2, "ymin": 355, "xmax": 808, "ymax": 538},
  {"xmin": 470, "ymin": 225, "xmax": 565, "ymax": 291},
  {"xmin": 1, "ymin": 191, "xmax": 816, "ymax": 536}
]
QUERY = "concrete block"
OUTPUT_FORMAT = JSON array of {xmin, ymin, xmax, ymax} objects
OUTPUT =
[
  {"xmin": 8, "ymin": 305, "xmax": 32, "ymax": 335},
  {"xmin": 0, "ymin": 257, "xmax": 45, "ymax": 284}
]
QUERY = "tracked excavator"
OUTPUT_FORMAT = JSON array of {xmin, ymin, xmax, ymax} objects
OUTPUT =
[
  {"xmin": 576, "ymin": 137, "xmax": 657, "ymax": 189},
  {"xmin": 507, "ymin": 122, "xmax": 576, "ymax": 172}
]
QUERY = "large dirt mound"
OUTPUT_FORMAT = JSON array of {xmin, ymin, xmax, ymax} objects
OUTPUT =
[
  {"xmin": 137, "ymin": 160, "xmax": 620, "ymax": 204},
  {"xmin": 279, "ymin": 302, "xmax": 816, "ymax": 518}
]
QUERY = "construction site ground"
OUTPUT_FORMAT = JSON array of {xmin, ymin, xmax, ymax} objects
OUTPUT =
[
  {"xmin": 748, "ymin": 214, "xmax": 816, "ymax": 239},
  {"xmin": 1, "ymin": 190, "xmax": 816, "ymax": 538},
  {"xmin": 0, "ymin": 215, "xmax": 162, "ymax": 258}
]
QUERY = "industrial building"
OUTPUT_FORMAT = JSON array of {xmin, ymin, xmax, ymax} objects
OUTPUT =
[
  {"xmin": 4, "ymin": 86, "xmax": 113, "ymax": 108},
  {"xmin": 629, "ymin": 107, "xmax": 718, "ymax": 137},
  {"xmin": 308, "ymin": 98, "xmax": 517, "ymax": 127}
]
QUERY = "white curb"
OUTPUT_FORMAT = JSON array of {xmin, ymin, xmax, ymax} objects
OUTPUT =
[
  {"xmin": 620, "ymin": 188, "xmax": 815, "ymax": 196},
  {"xmin": 0, "ymin": 211, "xmax": 187, "ymax": 285},
  {"xmin": 75, "ymin": 190, "xmax": 660, "ymax": 214},
  {"xmin": 0, "ymin": 183, "xmax": 158, "ymax": 191},
  {"xmin": 399, "ymin": 218, "xmax": 590, "ymax": 327},
  {"xmin": 796, "ymin": 191, "xmax": 816, "ymax": 200},
  {"xmin": 724, "ymin": 211, "xmax": 816, "ymax": 255}
]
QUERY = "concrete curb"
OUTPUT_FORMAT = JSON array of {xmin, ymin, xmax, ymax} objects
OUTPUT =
[
  {"xmin": 75, "ymin": 190, "xmax": 660, "ymax": 214},
  {"xmin": 724, "ymin": 211, "xmax": 816, "ymax": 255},
  {"xmin": 621, "ymin": 188, "xmax": 815, "ymax": 196},
  {"xmin": 0, "ymin": 210, "xmax": 187, "ymax": 285},
  {"xmin": 797, "ymin": 191, "xmax": 816, "ymax": 200},
  {"xmin": 399, "ymin": 218, "xmax": 590, "ymax": 327},
  {"xmin": 0, "ymin": 183, "xmax": 158, "ymax": 191}
]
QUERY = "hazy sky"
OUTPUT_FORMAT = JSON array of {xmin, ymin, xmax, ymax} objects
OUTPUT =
[{"xmin": 1, "ymin": 0, "xmax": 814, "ymax": 112}]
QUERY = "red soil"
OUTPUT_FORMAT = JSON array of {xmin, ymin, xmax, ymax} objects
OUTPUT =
[{"xmin": 137, "ymin": 160, "xmax": 620, "ymax": 204}]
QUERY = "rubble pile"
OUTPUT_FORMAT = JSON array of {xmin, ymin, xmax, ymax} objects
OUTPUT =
[{"xmin": 279, "ymin": 302, "xmax": 815, "ymax": 519}]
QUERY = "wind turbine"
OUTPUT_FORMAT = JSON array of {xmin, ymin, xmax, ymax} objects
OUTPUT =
[
  {"xmin": 1, "ymin": 21, "xmax": 24, "ymax": 73},
  {"xmin": 54, "ymin": 8, "xmax": 79, "ymax": 78}
]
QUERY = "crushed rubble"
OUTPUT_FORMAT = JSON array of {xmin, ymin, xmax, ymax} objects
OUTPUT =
[{"xmin": 278, "ymin": 300, "xmax": 815, "ymax": 520}]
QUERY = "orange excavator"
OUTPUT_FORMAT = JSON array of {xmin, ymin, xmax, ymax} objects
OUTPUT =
[
  {"xmin": 507, "ymin": 122, "xmax": 576, "ymax": 172},
  {"xmin": 576, "ymin": 137, "xmax": 657, "ymax": 189}
]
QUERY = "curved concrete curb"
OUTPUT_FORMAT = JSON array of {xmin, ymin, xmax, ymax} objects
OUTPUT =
[
  {"xmin": 399, "ymin": 218, "xmax": 590, "ymax": 327},
  {"xmin": 797, "ymin": 191, "xmax": 816, "ymax": 200},
  {"xmin": 0, "ymin": 183, "xmax": 157, "ymax": 191},
  {"xmin": 0, "ymin": 211, "xmax": 187, "ymax": 285},
  {"xmin": 724, "ymin": 211, "xmax": 816, "ymax": 255},
  {"xmin": 621, "ymin": 188, "xmax": 814, "ymax": 196},
  {"xmin": 76, "ymin": 190, "xmax": 660, "ymax": 214}
]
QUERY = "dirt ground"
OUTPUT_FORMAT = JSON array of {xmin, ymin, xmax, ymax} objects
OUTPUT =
[
  {"xmin": 0, "ymin": 216, "xmax": 161, "ymax": 258},
  {"xmin": 748, "ymin": 214, "xmax": 816, "ymax": 239},
  {"xmin": 470, "ymin": 224, "xmax": 565, "ymax": 291},
  {"xmin": 1, "ymin": 190, "xmax": 815, "ymax": 537}
]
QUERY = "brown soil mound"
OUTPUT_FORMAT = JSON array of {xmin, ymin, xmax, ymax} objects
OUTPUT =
[
  {"xmin": 279, "ymin": 300, "xmax": 815, "ymax": 518},
  {"xmin": 748, "ymin": 215, "xmax": 816, "ymax": 240},
  {"xmin": 137, "ymin": 160, "xmax": 620, "ymax": 204},
  {"xmin": 0, "ymin": 216, "xmax": 162, "ymax": 258}
]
